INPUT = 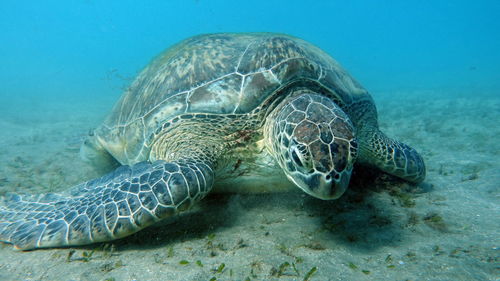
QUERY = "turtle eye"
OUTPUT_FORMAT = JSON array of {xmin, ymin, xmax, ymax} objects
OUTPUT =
[
  {"xmin": 290, "ymin": 143, "xmax": 311, "ymax": 171},
  {"xmin": 291, "ymin": 148, "xmax": 304, "ymax": 167}
]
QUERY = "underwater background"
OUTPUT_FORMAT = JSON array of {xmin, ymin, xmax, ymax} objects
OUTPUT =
[
  {"xmin": 2, "ymin": 0, "xmax": 499, "ymax": 104},
  {"xmin": 0, "ymin": 1, "xmax": 499, "ymax": 280}
]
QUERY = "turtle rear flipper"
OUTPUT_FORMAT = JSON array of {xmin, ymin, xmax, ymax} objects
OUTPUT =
[
  {"xmin": 358, "ymin": 129, "xmax": 425, "ymax": 183},
  {"xmin": 80, "ymin": 131, "xmax": 119, "ymax": 172},
  {"xmin": 0, "ymin": 160, "xmax": 214, "ymax": 250}
]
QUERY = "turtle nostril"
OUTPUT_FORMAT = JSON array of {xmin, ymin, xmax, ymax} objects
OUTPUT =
[{"xmin": 325, "ymin": 174, "xmax": 331, "ymax": 180}]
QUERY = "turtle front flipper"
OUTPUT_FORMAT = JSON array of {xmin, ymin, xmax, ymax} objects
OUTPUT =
[
  {"xmin": 0, "ymin": 160, "xmax": 213, "ymax": 250},
  {"xmin": 358, "ymin": 129, "xmax": 425, "ymax": 183}
]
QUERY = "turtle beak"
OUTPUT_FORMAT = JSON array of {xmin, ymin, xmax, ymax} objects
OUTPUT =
[
  {"xmin": 286, "ymin": 170, "xmax": 350, "ymax": 200},
  {"xmin": 323, "ymin": 171, "xmax": 350, "ymax": 200},
  {"xmin": 317, "ymin": 173, "xmax": 345, "ymax": 200}
]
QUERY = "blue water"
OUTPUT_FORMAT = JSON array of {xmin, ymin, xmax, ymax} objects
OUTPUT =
[{"xmin": 1, "ymin": 0, "xmax": 499, "ymax": 104}]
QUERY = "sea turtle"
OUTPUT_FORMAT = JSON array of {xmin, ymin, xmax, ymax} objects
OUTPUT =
[{"xmin": 0, "ymin": 33, "xmax": 425, "ymax": 250}]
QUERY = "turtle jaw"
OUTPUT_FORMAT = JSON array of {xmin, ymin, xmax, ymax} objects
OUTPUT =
[{"xmin": 284, "ymin": 169, "xmax": 351, "ymax": 200}]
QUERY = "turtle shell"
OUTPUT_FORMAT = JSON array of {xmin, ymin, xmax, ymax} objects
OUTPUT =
[{"xmin": 95, "ymin": 33, "xmax": 371, "ymax": 165}]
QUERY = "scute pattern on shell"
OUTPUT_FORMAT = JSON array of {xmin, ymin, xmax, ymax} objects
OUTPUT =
[{"xmin": 95, "ymin": 33, "xmax": 370, "ymax": 165}]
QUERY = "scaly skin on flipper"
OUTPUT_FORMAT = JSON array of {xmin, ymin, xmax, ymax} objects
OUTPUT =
[
  {"xmin": 346, "ymin": 98, "xmax": 426, "ymax": 183},
  {"xmin": 0, "ymin": 160, "xmax": 213, "ymax": 249},
  {"xmin": 358, "ymin": 128, "xmax": 426, "ymax": 183}
]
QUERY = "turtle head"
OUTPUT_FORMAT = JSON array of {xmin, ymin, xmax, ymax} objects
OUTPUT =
[{"xmin": 265, "ymin": 92, "xmax": 358, "ymax": 200}]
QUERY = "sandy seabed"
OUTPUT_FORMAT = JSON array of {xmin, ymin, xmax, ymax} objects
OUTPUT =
[{"xmin": 0, "ymin": 92, "xmax": 498, "ymax": 281}]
